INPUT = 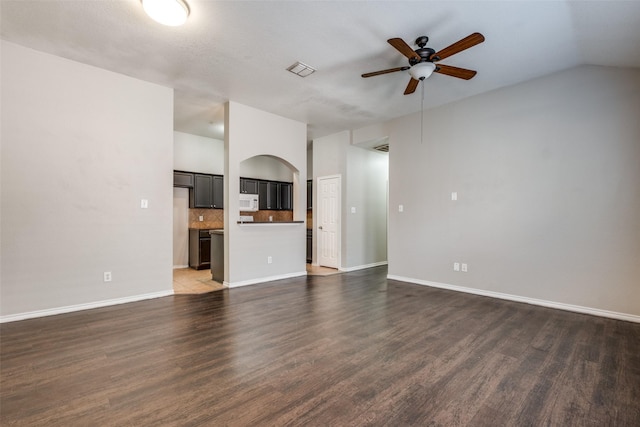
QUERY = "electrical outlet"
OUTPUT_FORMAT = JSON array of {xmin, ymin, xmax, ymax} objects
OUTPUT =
[
  {"xmin": 399, "ymin": 204, "xmax": 404, "ymax": 212},
  {"xmin": 453, "ymin": 262, "xmax": 460, "ymax": 272},
  {"xmin": 199, "ymin": 215, "xmax": 204, "ymax": 221},
  {"xmin": 104, "ymin": 271, "xmax": 112, "ymax": 282},
  {"xmin": 267, "ymin": 256, "xmax": 273, "ymax": 264},
  {"xmin": 140, "ymin": 199, "xmax": 148, "ymax": 209},
  {"xmin": 451, "ymin": 192, "xmax": 458, "ymax": 201},
  {"xmin": 461, "ymin": 263, "xmax": 468, "ymax": 272}
]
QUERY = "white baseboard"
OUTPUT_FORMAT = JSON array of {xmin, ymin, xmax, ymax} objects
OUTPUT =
[
  {"xmin": 0, "ymin": 290, "xmax": 174, "ymax": 323},
  {"xmin": 340, "ymin": 261, "xmax": 388, "ymax": 272},
  {"xmin": 226, "ymin": 271, "xmax": 307, "ymax": 288},
  {"xmin": 173, "ymin": 265, "xmax": 189, "ymax": 269},
  {"xmin": 387, "ymin": 275, "xmax": 640, "ymax": 324}
]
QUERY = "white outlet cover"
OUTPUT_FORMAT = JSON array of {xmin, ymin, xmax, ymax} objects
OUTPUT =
[
  {"xmin": 399, "ymin": 204, "xmax": 404, "ymax": 212},
  {"xmin": 462, "ymin": 263, "xmax": 468, "ymax": 272},
  {"xmin": 453, "ymin": 262, "xmax": 460, "ymax": 271},
  {"xmin": 199, "ymin": 215, "xmax": 204, "ymax": 221},
  {"xmin": 141, "ymin": 199, "xmax": 149, "ymax": 208},
  {"xmin": 451, "ymin": 192, "xmax": 458, "ymax": 201},
  {"xmin": 351, "ymin": 207, "xmax": 356, "ymax": 214}
]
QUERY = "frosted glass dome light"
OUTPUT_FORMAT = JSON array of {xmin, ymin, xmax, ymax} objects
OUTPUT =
[
  {"xmin": 409, "ymin": 62, "xmax": 436, "ymax": 80},
  {"xmin": 141, "ymin": 0, "xmax": 190, "ymax": 26}
]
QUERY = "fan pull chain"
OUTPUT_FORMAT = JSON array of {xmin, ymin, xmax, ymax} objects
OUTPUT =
[{"xmin": 420, "ymin": 81, "xmax": 425, "ymax": 144}]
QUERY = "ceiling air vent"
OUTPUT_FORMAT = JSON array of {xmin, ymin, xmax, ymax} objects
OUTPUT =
[
  {"xmin": 373, "ymin": 143, "xmax": 389, "ymax": 152},
  {"xmin": 287, "ymin": 61, "xmax": 316, "ymax": 77}
]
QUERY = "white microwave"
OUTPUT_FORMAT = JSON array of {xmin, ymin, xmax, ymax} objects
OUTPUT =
[{"xmin": 239, "ymin": 193, "xmax": 259, "ymax": 212}]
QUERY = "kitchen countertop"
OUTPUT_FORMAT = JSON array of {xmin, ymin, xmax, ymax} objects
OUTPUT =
[{"xmin": 237, "ymin": 220, "xmax": 305, "ymax": 225}]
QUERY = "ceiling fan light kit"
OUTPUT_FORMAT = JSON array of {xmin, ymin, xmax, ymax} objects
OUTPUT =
[
  {"xmin": 362, "ymin": 32, "xmax": 485, "ymax": 95},
  {"xmin": 409, "ymin": 62, "xmax": 436, "ymax": 80},
  {"xmin": 141, "ymin": 0, "xmax": 190, "ymax": 26}
]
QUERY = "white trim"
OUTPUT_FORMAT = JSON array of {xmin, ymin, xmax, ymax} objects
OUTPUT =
[
  {"xmin": 387, "ymin": 275, "xmax": 640, "ymax": 324},
  {"xmin": 0, "ymin": 290, "xmax": 175, "ymax": 323},
  {"xmin": 340, "ymin": 261, "xmax": 388, "ymax": 272},
  {"xmin": 173, "ymin": 265, "xmax": 189, "ymax": 269},
  {"xmin": 226, "ymin": 271, "xmax": 307, "ymax": 288}
]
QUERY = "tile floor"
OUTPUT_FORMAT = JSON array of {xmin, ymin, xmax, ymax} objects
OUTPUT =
[
  {"xmin": 172, "ymin": 268, "xmax": 225, "ymax": 294},
  {"xmin": 173, "ymin": 264, "xmax": 341, "ymax": 294}
]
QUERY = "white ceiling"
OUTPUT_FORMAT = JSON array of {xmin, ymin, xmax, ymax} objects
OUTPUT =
[{"xmin": 2, "ymin": 1, "xmax": 640, "ymax": 141}]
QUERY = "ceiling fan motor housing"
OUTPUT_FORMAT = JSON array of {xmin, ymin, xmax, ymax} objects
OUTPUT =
[{"xmin": 409, "ymin": 47, "xmax": 436, "ymax": 65}]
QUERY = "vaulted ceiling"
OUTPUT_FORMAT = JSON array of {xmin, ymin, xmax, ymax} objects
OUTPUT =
[{"xmin": 2, "ymin": 1, "xmax": 640, "ymax": 141}]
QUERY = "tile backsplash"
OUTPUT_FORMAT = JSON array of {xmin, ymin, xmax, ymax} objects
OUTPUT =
[
  {"xmin": 189, "ymin": 209, "xmax": 223, "ymax": 229},
  {"xmin": 189, "ymin": 209, "xmax": 295, "ymax": 228},
  {"xmin": 248, "ymin": 210, "xmax": 293, "ymax": 222}
]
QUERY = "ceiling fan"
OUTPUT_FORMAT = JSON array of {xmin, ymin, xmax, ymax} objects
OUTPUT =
[{"xmin": 362, "ymin": 33, "xmax": 485, "ymax": 95}]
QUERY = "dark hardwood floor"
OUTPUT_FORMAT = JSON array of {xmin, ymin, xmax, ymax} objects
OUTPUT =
[{"xmin": 2, "ymin": 266, "xmax": 639, "ymax": 426}]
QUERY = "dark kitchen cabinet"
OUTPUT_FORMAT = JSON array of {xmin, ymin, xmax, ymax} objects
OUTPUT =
[
  {"xmin": 307, "ymin": 180, "xmax": 312, "ymax": 210},
  {"xmin": 240, "ymin": 178, "xmax": 258, "ymax": 194},
  {"xmin": 259, "ymin": 181, "xmax": 279, "ymax": 210},
  {"xmin": 192, "ymin": 174, "xmax": 213, "ymax": 208},
  {"xmin": 212, "ymin": 175, "xmax": 223, "ymax": 209},
  {"xmin": 258, "ymin": 180, "xmax": 293, "ymax": 210},
  {"xmin": 306, "ymin": 229, "xmax": 312, "ymax": 263},
  {"xmin": 189, "ymin": 229, "xmax": 211, "ymax": 270},
  {"xmin": 279, "ymin": 182, "xmax": 292, "ymax": 211},
  {"xmin": 190, "ymin": 174, "xmax": 223, "ymax": 209},
  {"xmin": 173, "ymin": 171, "xmax": 194, "ymax": 188}
]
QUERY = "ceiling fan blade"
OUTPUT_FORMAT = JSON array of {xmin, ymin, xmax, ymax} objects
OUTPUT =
[
  {"xmin": 430, "ymin": 32, "xmax": 485, "ymax": 61},
  {"xmin": 434, "ymin": 64, "xmax": 477, "ymax": 80},
  {"xmin": 388, "ymin": 38, "xmax": 420, "ymax": 60},
  {"xmin": 404, "ymin": 78, "xmax": 419, "ymax": 95},
  {"xmin": 361, "ymin": 66, "xmax": 410, "ymax": 78}
]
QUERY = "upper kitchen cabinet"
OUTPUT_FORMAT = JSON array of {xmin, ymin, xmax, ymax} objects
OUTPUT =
[
  {"xmin": 212, "ymin": 175, "xmax": 224, "ymax": 209},
  {"xmin": 258, "ymin": 180, "xmax": 292, "ymax": 211},
  {"xmin": 279, "ymin": 182, "xmax": 292, "ymax": 211},
  {"xmin": 258, "ymin": 181, "xmax": 279, "ymax": 210},
  {"xmin": 190, "ymin": 173, "xmax": 223, "ymax": 209},
  {"xmin": 240, "ymin": 178, "xmax": 259, "ymax": 194},
  {"xmin": 173, "ymin": 171, "xmax": 194, "ymax": 188}
]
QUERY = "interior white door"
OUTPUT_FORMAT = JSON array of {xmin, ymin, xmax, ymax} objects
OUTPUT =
[{"xmin": 318, "ymin": 176, "xmax": 340, "ymax": 268}]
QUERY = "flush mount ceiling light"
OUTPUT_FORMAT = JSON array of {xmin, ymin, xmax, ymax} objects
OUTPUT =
[
  {"xmin": 409, "ymin": 62, "xmax": 436, "ymax": 81},
  {"xmin": 141, "ymin": 0, "xmax": 190, "ymax": 26},
  {"xmin": 287, "ymin": 61, "xmax": 316, "ymax": 77}
]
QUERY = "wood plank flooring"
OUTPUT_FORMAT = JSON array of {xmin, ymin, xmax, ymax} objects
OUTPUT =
[{"xmin": 1, "ymin": 266, "xmax": 639, "ymax": 426}]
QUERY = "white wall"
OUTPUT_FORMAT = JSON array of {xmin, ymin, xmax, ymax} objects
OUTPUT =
[
  {"xmin": 173, "ymin": 187, "xmax": 189, "ymax": 267},
  {"xmin": 174, "ymin": 131, "xmax": 224, "ymax": 175},
  {"xmin": 1, "ymin": 42, "xmax": 174, "ymax": 320},
  {"xmin": 239, "ymin": 155, "xmax": 292, "ymax": 182},
  {"xmin": 312, "ymin": 130, "xmax": 389, "ymax": 270},
  {"xmin": 387, "ymin": 65, "xmax": 640, "ymax": 319},
  {"xmin": 312, "ymin": 131, "xmax": 348, "ymax": 266},
  {"xmin": 345, "ymin": 146, "xmax": 388, "ymax": 269},
  {"xmin": 224, "ymin": 101, "xmax": 307, "ymax": 286}
]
